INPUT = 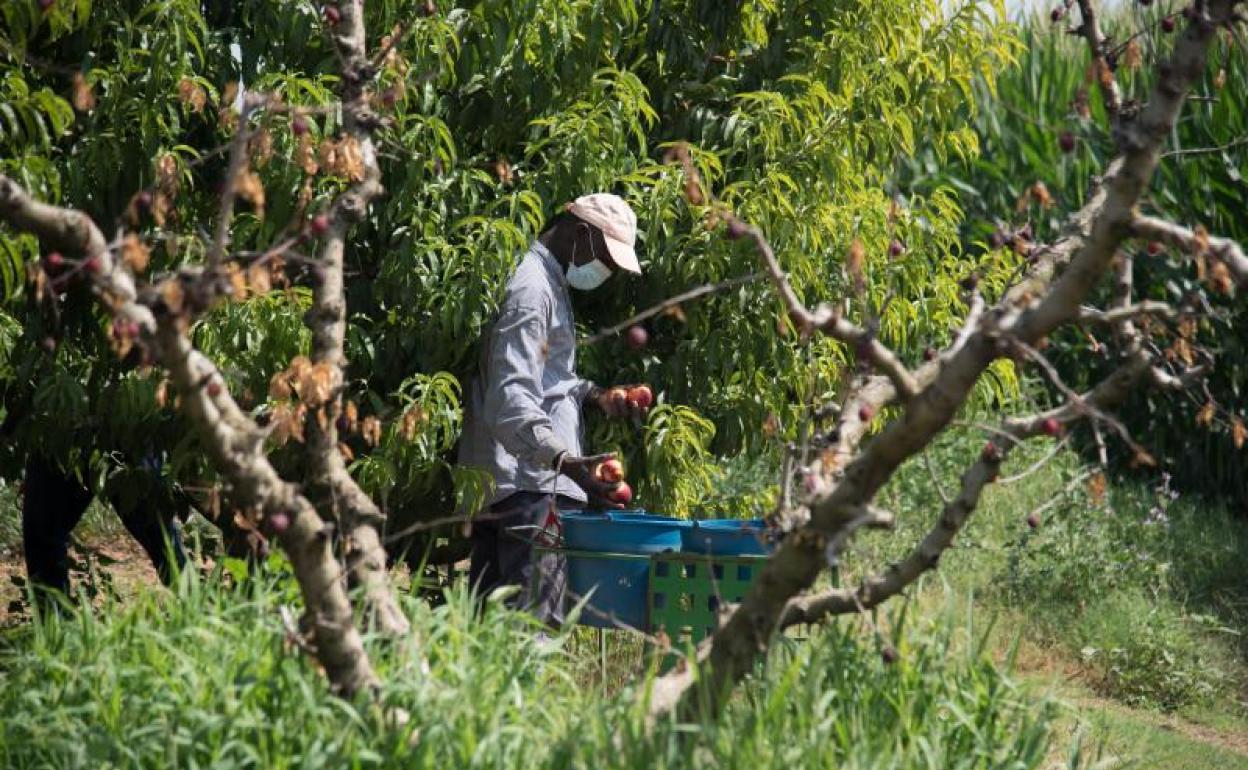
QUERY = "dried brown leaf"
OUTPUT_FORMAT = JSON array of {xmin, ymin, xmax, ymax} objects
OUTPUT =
[
  {"xmin": 233, "ymin": 170, "xmax": 266, "ymax": 218},
  {"xmin": 156, "ymin": 154, "xmax": 179, "ymax": 196},
  {"xmin": 269, "ymin": 371, "xmax": 292, "ymax": 401},
  {"xmin": 1233, "ymin": 417, "xmax": 1246, "ymax": 450},
  {"xmin": 1088, "ymin": 472, "xmax": 1107, "ymax": 505},
  {"xmin": 225, "ymin": 261, "xmax": 248, "ymax": 301},
  {"xmin": 298, "ymin": 362, "xmax": 337, "ymax": 405},
  {"xmin": 247, "ymin": 262, "xmax": 272, "ymax": 296},
  {"xmin": 177, "ymin": 78, "xmax": 207, "ymax": 113},
  {"xmin": 121, "ymin": 234, "xmax": 151, "ymax": 274},
  {"xmin": 399, "ymin": 407, "xmax": 423, "ymax": 441},
  {"xmin": 296, "ymin": 133, "xmax": 319, "ymax": 175},
  {"xmin": 1122, "ymin": 40, "xmax": 1142, "ymax": 71},
  {"xmin": 1193, "ymin": 224, "xmax": 1210, "ymax": 255},
  {"xmin": 160, "ymin": 279, "xmax": 185, "ymax": 315},
  {"xmin": 1209, "ymin": 259, "xmax": 1233, "ymax": 295},
  {"xmin": 847, "ymin": 239, "xmax": 866, "ymax": 293},
  {"xmin": 1030, "ymin": 181, "xmax": 1053, "ymax": 209},
  {"xmin": 1196, "ymin": 401, "xmax": 1216, "ymax": 427},
  {"xmin": 249, "ymin": 129, "xmax": 273, "ymax": 167},
  {"xmin": 361, "ymin": 416, "xmax": 383, "ymax": 447},
  {"xmin": 71, "ymin": 72, "xmax": 96, "ymax": 112}
]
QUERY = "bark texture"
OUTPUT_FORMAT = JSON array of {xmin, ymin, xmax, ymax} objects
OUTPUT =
[
  {"xmin": 301, "ymin": 0, "xmax": 410, "ymax": 637},
  {"xmin": 0, "ymin": 175, "xmax": 379, "ymax": 696}
]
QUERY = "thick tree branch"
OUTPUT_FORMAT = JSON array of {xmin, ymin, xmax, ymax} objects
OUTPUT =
[
  {"xmin": 0, "ymin": 175, "xmax": 378, "ymax": 696},
  {"xmin": 651, "ymin": 3, "xmax": 1238, "ymax": 718},
  {"xmin": 778, "ymin": 350, "xmax": 1154, "ymax": 628},
  {"xmin": 302, "ymin": 0, "xmax": 409, "ymax": 636}
]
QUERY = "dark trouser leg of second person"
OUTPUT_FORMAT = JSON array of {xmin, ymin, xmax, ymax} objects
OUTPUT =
[
  {"xmin": 113, "ymin": 497, "xmax": 186, "ymax": 585},
  {"xmin": 490, "ymin": 492, "xmax": 571, "ymax": 627},
  {"xmin": 108, "ymin": 456, "xmax": 188, "ymax": 585},
  {"xmin": 21, "ymin": 454, "xmax": 94, "ymax": 595}
]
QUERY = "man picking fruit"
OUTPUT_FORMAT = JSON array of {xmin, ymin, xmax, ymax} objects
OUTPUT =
[{"xmin": 458, "ymin": 193, "xmax": 652, "ymax": 624}]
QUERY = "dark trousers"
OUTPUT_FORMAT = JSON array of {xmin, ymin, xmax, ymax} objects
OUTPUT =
[
  {"xmin": 469, "ymin": 491, "xmax": 579, "ymax": 625},
  {"xmin": 22, "ymin": 454, "xmax": 187, "ymax": 595}
]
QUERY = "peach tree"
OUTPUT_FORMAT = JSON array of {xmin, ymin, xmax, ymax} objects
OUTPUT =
[{"xmin": 9, "ymin": 0, "xmax": 1239, "ymax": 713}]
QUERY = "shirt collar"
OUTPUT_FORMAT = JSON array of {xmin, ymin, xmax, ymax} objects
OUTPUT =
[{"xmin": 531, "ymin": 240, "xmax": 568, "ymax": 288}]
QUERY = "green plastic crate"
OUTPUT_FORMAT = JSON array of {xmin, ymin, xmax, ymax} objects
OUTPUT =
[{"xmin": 647, "ymin": 551, "xmax": 769, "ymax": 645}]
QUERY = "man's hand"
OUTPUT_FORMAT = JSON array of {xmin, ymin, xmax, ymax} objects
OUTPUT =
[
  {"xmin": 589, "ymin": 384, "xmax": 653, "ymax": 421},
  {"xmin": 558, "ymin": 452, "xmax": 626, "ymax": 510}
]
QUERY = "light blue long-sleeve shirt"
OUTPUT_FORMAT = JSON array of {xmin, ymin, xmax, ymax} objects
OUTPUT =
[{"xmin": 458, "ymin": 241, "xmax": 595, "ymax": 505}]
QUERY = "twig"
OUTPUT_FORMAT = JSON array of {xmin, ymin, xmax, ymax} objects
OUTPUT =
[
  {"xmin": 206, "ymin": 96, "xmax": 264, "ymax": 270},
  {"xmin": 1013, "ymin": 339, "xmax": 1150, "ymax": 458},
  {"xmin": 740, "ymin": 220, "xmax": 919, "ymax": 398},
  {"xmin": 998, "ymin": 437, "xmax": 1069, "ymax": 485},
  {"xmin": 1074, "ymin": 0, "xmax": 1123, "ymax": 118},
  {"xmin": 1077, "ymin": 300, "xmax": 1178, "ymax": 326},
  {"xmin": 579, "ymin": 272, "xmax": 764, "ymax": 346},
  {"xmin": 1161, "ymin": 135, "xmax": 1248, "ymax": 159},
  {"xmin": 1131, "ymin": 214, "xmax": 1248, "ymax": 288},
  {"xmin": 923, "ymin": 448, "xmax": 952, "ymax": 505}
]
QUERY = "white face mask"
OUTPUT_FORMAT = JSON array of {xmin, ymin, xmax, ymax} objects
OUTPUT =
[
  {"xmin": 565, "ymin": 225, "xmax": 613, "ymax": 291},
  {"xmin": 566, "ymin": 258, "xmax": 612, "ymax": 291}
]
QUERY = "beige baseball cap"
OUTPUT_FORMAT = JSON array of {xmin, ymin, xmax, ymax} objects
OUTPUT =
[{"xmin": 566, "ymin": 193, "xmax": 641, "ymax": 274}]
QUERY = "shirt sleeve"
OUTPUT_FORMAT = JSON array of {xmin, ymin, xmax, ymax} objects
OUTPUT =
[
  {"xmin": 481, "ymin": 294, "xmax": 568, "ymax": 468},
  {"xmin": 572, "ymin": 378, "xmax": 597, "ymax": 403}
]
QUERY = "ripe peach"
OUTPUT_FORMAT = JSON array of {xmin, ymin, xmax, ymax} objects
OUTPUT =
[
  {"xmin": 628, "ymin": 385, "xmax": 653, "ymax": 410},
  {"xmin": 608, "ymin": 481, "xmax": 633, "ymax": 505},
  {"xmin": 597, "ymin": 458, "xmax": 624, "ymax": 483},
  {"xmin": 626, "ymin": 325, "xmax": 648, "ymax": 351}
]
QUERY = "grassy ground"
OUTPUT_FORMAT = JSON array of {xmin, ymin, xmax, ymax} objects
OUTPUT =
[{"xmin": 1, "ymin": 434, "xmax": 1246, "ymax": 768}]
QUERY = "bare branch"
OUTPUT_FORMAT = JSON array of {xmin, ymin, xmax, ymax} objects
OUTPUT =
[
  {"xmin": 923, "ymin": 449, "xmax": 952, "ymax": 505},
  {"xmin": 1078, "ymin": 300, "xmax": 1178, "ymax": 326},
  {"xmin": 1150, "ymin": 363, "xmax": 1211, "ymax": 390},
  {"xmin": 1131, "ymin": 214, "xmax": 1248, "ymax": 290},
  {"xmin": 1074, "ymin": 0, "xmax": 1123, "ymax": 118},
  {"xmin": 949, "ymin": 292, "xmax": 985, "ymax": 357},
  {"xmin": 1161, "ymin": 134, "xmax": 1248, "ymax": 159},
  {"xmin": 780, "ymin": 350, "xmax": 1155, "ymax": 629},
  {"xmin": 737, "ymin": 221, "xmax": 920, "ymax": 400},
  {"xmin": 580, "ymin": 272, "xmax": 764, "ymax": 346},
  {"xmin": 206, "ymin": 96, "xmax": 263, "ymax": 270},
  {"xmin": 651, "ymin": 4, "xmax": 1240, "ymax": 717}
]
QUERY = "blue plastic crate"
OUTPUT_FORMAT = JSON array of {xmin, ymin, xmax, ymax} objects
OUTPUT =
[
  {"xmin": 681, "ymin": 518, "xmax": 773, "ymax": 556},
  {"xmin": 559, "ymin": 511, "xmax": 688, "ymax": 629}
]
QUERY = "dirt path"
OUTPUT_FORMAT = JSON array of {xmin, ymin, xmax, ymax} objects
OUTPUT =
[{"xmin": 0, "ymin": 534, "xmax": 162, "ymax": 628}]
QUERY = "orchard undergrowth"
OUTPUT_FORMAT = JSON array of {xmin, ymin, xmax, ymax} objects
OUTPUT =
[{"xmin": 0, "ymin": 565, "xmax": 1058, "ymax": 770}]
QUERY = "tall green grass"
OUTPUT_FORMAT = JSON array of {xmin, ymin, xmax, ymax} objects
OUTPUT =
[
  {"xmin": 0, "ymin": 565, "xmax": 1061, "ymax": 770},
  {"xmin": 858, "ymin": 418, "xmax": 1248, "ymax": 714}
]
